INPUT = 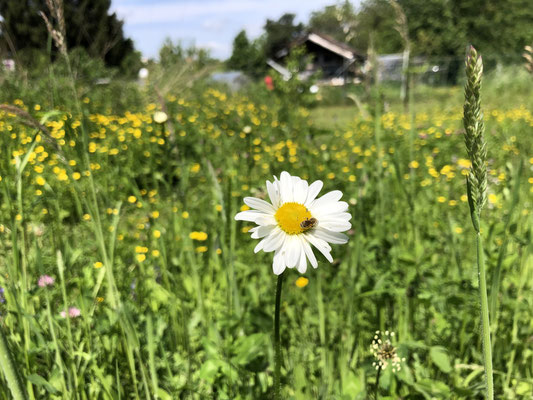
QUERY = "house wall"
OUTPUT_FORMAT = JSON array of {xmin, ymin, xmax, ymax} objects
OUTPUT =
[{"xmin": 304, "ymin": 42, "xmax": 353, "ymax": 79}]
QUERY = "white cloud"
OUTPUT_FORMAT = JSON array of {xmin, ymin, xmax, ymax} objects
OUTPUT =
[{"xmin": 202, "ymin": 18, "xmax": 227, "ymax": 32}]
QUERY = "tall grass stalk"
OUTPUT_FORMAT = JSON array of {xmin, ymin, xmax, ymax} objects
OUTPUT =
[
  {"xmin": 0, "ymin": 325, "xmax": 28, "ymax": 400},
  {"xmin": 463, "ymin": 46, "xmax": 493, "ymax": 400}
]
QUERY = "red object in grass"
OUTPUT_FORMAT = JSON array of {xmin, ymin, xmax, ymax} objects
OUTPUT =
[{"xmin": 264, "ymin": 75, "xmax": 274, "ymax": 90}]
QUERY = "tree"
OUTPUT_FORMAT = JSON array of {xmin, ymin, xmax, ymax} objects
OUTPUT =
[
  {"xmin": 263, "ymin": 13, "xmax": 305, "ymax": 59},
  {"xmin": 396, "ymin": 0, "xmax": 464, "ymax": 57},
  {"xmin": 227, "ymin": 30, "xmax": 266, "ymax": 78},
  {"xmin": 0, "ymin": 0, "xmax": 138, "ymax": 71},
  {"xmin": 396, "ymin": 0, "xmax": 533, "ymax": 60},
  {"xmin": 308, "ymin": 1, "xmax": 358, "ymax": 44},
  {"xmin": 227, "ymin": 30, "xmax": 252, "ymax": 71},
  {"xmin": 158, "ymin": 38, "xmax": 213, "ymax": 70},
  {"xmin": 308, "ymin": 0, "xmax": 402, "ymax": 54},
  {"xmin": 353, "ymin": 0, "xmax": 403, "ymax": 54}
]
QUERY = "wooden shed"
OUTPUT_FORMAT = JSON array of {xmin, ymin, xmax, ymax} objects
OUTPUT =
[{"xmin": 267, "ymin": 32, "xmax": 365, "ymax": 85}]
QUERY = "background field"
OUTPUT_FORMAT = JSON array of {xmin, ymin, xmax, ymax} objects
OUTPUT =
[
  {"xmin": 0, "ymin": 53, "xmax": 531, "ymax": 400},
  {"xmin": 1, "ymin": 0, "xmax": 533, "ymax": 395}
]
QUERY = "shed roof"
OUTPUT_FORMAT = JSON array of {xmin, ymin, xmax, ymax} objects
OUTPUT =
[{"xmin": 277, "ymin": 32, "xmax": 365, "ymax": 61}]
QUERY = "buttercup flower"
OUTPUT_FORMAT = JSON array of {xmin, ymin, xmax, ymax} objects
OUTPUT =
[{"xmin": 235, "ymin": 171, "xmax": 351, "ymax": 274}]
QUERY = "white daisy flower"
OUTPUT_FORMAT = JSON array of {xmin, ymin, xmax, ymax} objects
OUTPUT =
[{"xmin": 235, "ymin": 171, "xmax": 351, "ymax": 275}]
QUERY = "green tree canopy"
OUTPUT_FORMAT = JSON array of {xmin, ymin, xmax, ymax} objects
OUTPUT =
[
  {"xmin": 308, "ymin": 1, "xmax": 358, "ymax": 45},
  {"xmin": 399, "ymin": 0, "xmax": 533, "ymax": 60},
  {"xmin": 0, "ymin": 0, "xmax": 138, "ymax": 71},
  {"xmin": 158, "ymin": 38, "xmax": 213, "ymax": 69},
  {"xmin": 263, "ymin": 13, "xmax": 305, "ymax": 59},
  {"xmin": 309, "ymin": 0, "xmax": 533, "ymax": 61},
  {"xmin": 226, "ymin": 30, "xmax": 266, "ymax": 78}
]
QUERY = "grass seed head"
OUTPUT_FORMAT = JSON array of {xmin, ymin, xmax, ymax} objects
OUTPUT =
[{"xmin": 463, "ymin": 46, "xmax": 488, "ymax": 230}]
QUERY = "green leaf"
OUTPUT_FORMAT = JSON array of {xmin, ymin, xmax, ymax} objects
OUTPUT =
[
  {"xmin": 340, "ymin": 368, "xmax": 365, "ymax": 397},
  {"xmin": 198, "ymin": 359, "xmax": 221, "ymax": 384},
  {"xmin": 429, "ymin": 346, "xmax": 452, "ymax": 373},
  {"xmin": 414, "ymin": 379, "xmax": 451, "ymax": 397},
  {"xmin": 157, "ymin": 388, "xmax": 173, "ymax": 400},
  {"xmin": 231, "ymin": 333, "xmax": 266, "ymax": 365},
  {"xmin": 27, "ymin": 374, "xmax": 61, "ymax": 395},
  {"xmin": 517, "ymin": 381, "xmax": 532, "ymax": 396}
]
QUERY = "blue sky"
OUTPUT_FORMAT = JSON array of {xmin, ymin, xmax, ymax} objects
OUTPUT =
[{"xmin": 111, "ymin": 0, "xmax": 342, "ymax": 60}]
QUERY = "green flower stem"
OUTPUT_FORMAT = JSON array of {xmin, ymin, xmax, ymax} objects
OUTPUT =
[
  {"xmin": 375, "ymin": 366, "xmax": 381, "ymax": 400},
  {"xmin": 274, "ymin": 273, "xmax": 284, "ymax": 400},
  {"xmin": 0, "ymin": 324, "xmax": 28, "ymax": 400},
  {"xmin": 463, "ymin": 46, "xmax": 493, "ymax": 399},
  {"xmin": 476, "ymin": 231, "xmax": 494, "ymax": 399}
]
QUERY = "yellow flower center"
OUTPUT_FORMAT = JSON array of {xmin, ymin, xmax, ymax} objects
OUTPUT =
[{"xmin": 275, "ymin": 202, "xmax": 313, "ymax": 235}]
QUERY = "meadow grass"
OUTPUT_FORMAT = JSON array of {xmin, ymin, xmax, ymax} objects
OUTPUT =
[{"xmin": 0, "ymin": 59, "xmax": 531, "ymax": 400}]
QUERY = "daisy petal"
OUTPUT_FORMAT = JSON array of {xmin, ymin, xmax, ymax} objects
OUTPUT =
[
  {"xmin": 293, "ymin": 178, "xmax": 308, "ymax": 204},
  {"xmin": 251, "ymin": 225, "xmax": 276, "ymax": 239},
  {"xmin": 297, "ymin": 245, "xmax": 307, "ymax": 273},
  {"xmin": 311, "ymin": 201, "xmax": 349, "ymax": 217},
  {"xmin": 243, "ymin": 197, "xmax": 275, "ymax": 213},
  {"xmin": 305, "ymin": 234, "xmax": 334, "ymax": 263},
  {"xmin": 305, "ymin": 180, "xmax": 323, "ymax": 205},
  {"xmin": 300, "ymin": 236, "xmax": 318, "ymax": 268},
  {"xmin": 262, "ymin": 228, "xmax": 286, "ymax": 252},
  {"xmin": 286, "ymin": 236, "xmax": 301, "ymax": 268},
  {"xmin": 313, "ymin": 227, "xmax": 349, "ymax": 244},
  {"xmin": 254, "ymin": 228, "xmax": 279, "ymax": 253},
  {"xmin": 266, "ymin": 180, "xmax": 280, "ymax": 208},
  {"xmin": 310, "ymin": 190, "xmax": 343, "ymax": 209},
  {"xmin": 316, "ymin": 219, "xmax": 352, "ymax": 232},
  {"xmin": 255, "ymin": 215, "xmax": 277, "ymax": 226},
  {"xmin": 235, "ymin": 210, "xmax": 266, "ymax": 222},
  {"xmin": 273, "ymin": 251, "xmax": 286, "ymax": 275},
  {"xmin": 329, "ymin": 212, "xmax": 352, "ymax": 221},
  {"xmin": 279, "ymin": 171, "xmax": 293, "ymax": 203},
  {"xmin": 254, "ymin": 240, "xmax": 265, "ymax": 253}
]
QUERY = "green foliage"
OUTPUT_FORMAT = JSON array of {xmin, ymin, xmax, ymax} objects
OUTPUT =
[
  {"xmin": 147, "ymin": 39, "xmax": 219, "ymax": 102},
  {"xmin": 0, "ymin": 46, "xmax": 145, "ymax": 114},
  {"xmin": 263, "ymin": 13, "xmax": 305, "ymax": 59},
  {"xmin": 227, "ymin": 30, "xmax": 266, "ymax": 78},
  {"xmin": 308, "ymin": 1, "xmax": 358, "ymax": 44},
  {"xmin": 158, "ymin": 38, "xmax": 212, "ymax": 70},
  {"xmin": 0, "ymin": 41, "xmax": 531, "ymax": 400},
  {"xmin": 270, "ymin": 47, "xmax": 317, "ymax": 112},
  {"xmin": 0, "ymin": 0, "xmax": 139, "ymax": 72}
]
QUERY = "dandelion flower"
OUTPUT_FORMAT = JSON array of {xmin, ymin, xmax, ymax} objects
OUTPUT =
[{"xmin": 235, "ymin": 171, "xmax": 351, "ymax": 275}]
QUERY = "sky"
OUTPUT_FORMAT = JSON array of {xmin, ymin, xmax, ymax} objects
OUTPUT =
[{"xmin": 111, "ymin": 0, "xmax": 341, "ymax": 60}]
